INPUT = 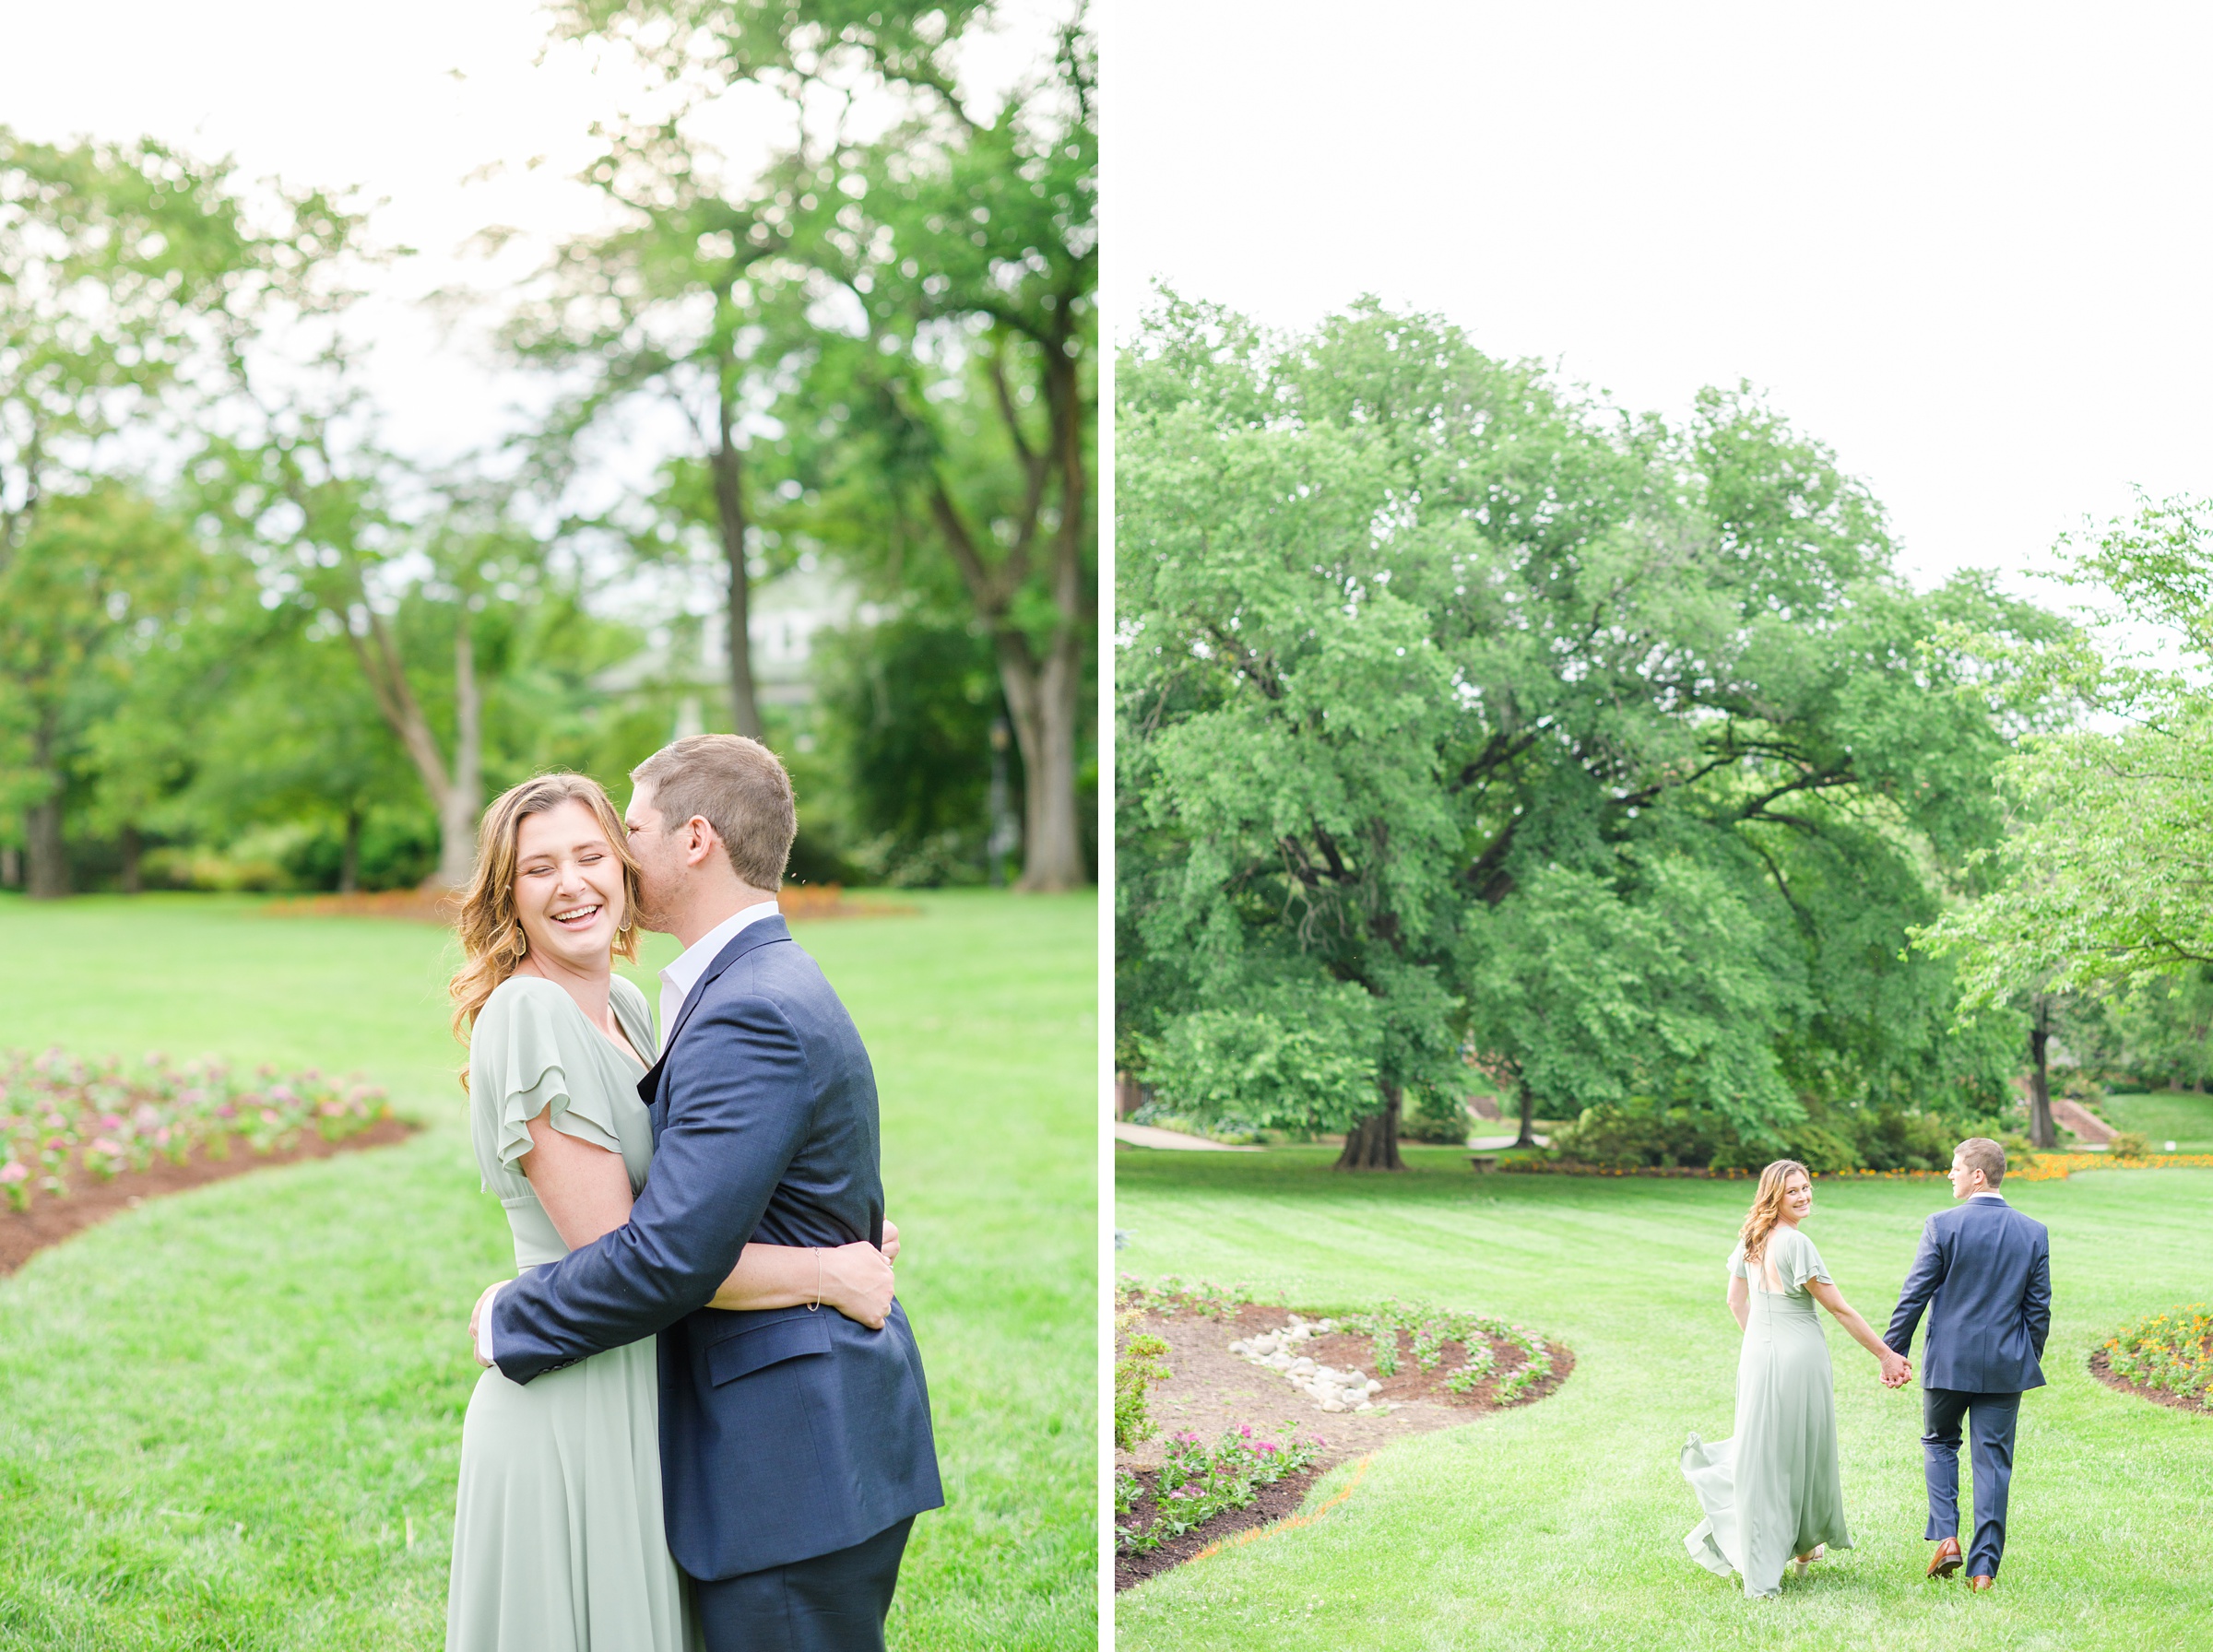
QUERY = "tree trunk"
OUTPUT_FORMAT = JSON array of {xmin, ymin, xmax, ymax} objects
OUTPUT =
[
  {"xmin": 119, "ymin": 824, "xmax": 141, "ymax": 894},
  {"xmin": 1334, "ymin": 1083, "xmax": 1405, "ymax": 1171},
  {"xmin": 339, "ymin": 601, "xmax": 476, "ymax": 889},
  {"xmin": 993, "ymin": 630, "xmax": 1086, "ymax": 891},
  {"xmin": 0, "ymin": 845, "xmax": 19, "ymax": 888},
  {"xmin": 1514, "ymin": 1081, "xmax": 1539, "ymax": 1150},
  {"xmin": 25, "ymin": 719, "xmax": 68, "ymax": 901},
  {"xmin": 430, "ymin": 619, "xmax": 483, "ymax": 890},
  {"xmin": 710, "ymin": 405, "xmax": 763, "ymax": 741},
  {"xmin": 928, "ymin": 343, "xmax": 1092, "ymax": 893},
  {"xmin": 2027, "ymin": 998, "xmax": 2058, "ymax": 1150},
  {"xmin": 339, "ymin": 808, "xmax": 361, "ymax": 895}
]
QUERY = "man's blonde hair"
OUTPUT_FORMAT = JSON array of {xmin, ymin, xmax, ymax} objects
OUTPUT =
[
  {"xmin": 632, "ymin": 734, "xmax": 798, "ymax": 890},
  {"xmin": 1955, "ymin": 1136, "xmax": 2006, "ymax": 1186}
]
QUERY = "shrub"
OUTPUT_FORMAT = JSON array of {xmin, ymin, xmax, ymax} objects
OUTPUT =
[
  {"xmin": 1400, "ymin": 1097, "xmax": 1473, "ymax": 1145},
  {"xmin": 1114, "ymin": 1309, "xmax": 1172, "ymax": 1453},
  {"xmin": 1547, "ymin": 1104, "xmax": 1720, "ymax": 1170},
  {"xmin": 1843, "ymin": 1109, "xmax": 1959, "ymax": 1173},
  {"xmin": 2109, "ymin": 1130, "xmax": 2150, "ymax": 1160},
  {"xmin": 2102, "ymin": 1304, "xmax": 2211, "ymax": 1398}
]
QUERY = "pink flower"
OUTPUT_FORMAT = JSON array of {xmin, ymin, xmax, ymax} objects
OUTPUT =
[
  {"xmin": 260, "ymin": 1109, "xmax": 281, "ymax": 1127},
  {"xmin": 0, "ymin": 1162, "xmax": 27, "ymax": 1185}
]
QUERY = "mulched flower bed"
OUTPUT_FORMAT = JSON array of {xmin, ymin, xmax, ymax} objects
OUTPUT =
[
  {"xmin": 1115, "ymin": 1461, "xmax": 1324, "ymax": 1590},
  {"xmin": 1115, "ymin": 1283, "xmax": 1572, "ymax": 1587},
  {"xmin": 1, "ymin": 1115, "xmax": 416, "ymax": 1276},
  {"xmin": 2087, "ymin": 1305, "xmax": 2212, "ymax": 1415},
  {"xmin": 2, "ymin": 1047, "xmax": 412, "ymax": 1277}
]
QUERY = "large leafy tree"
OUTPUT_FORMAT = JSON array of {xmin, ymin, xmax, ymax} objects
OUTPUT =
[
  {"xmin": 1120, "ymin": 297, "xmax": 2052, "ymax": 1168},
  {"xmin": 1921, "ymin": 497, "xmax": 2213, "ymax": 988},
  {"xmin": 540, "ymin": 0, "xmax": 1096, "ymax": 889},
  {"xmin": 0, "ymin": 129, "xmax": 349, "ymax": 895},
  {"xmin": 1917, "ymin": 496, "xmax": 2213, "ymax": 1137},
  {"xmin": 0, "ymin": 485, "xmax": 203, "ymax": 895}
]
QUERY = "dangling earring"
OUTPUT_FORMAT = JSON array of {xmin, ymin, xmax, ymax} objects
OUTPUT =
[{"xmin": 511, "ymin": 926, "xmax": 528, "ymax": 958}]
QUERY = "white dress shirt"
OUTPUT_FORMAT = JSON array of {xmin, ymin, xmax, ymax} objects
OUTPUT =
[
  {"xmin": 1969, "ymin": 1190, "xmax": 2006, "ymax": 1201},
  {"xmin": 657, "ymin": 899, "xmax": 782, "ymax": 1056},
  {"xmin": 478, "ymin": 898, "xmax": 782, "ymax": 1370}
]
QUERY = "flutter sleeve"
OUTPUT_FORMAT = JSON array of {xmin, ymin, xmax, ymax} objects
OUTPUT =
[
  {"xmin": 471, "ymin": 980, "xmax": 625, "ymax": 1171},
  {"xmin": 1782, "ymin": 1230, "xmax": 1832, "ymax": 1292},
  {"xmin": 1726, "ymin": 1245, "xmax": 1748, "ymax": 1280}
]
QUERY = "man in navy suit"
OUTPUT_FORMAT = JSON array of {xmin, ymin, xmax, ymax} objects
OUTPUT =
[
  {"xmin": 477, "ymin": 734, "xmax": 942, "ymax": 1651},
  {"xmin": 1883, "ymin": 1136, "xmax": 2051, "ymax": 1592}
]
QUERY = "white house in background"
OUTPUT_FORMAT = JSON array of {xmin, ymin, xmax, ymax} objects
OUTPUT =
[{"xmin": 594, "ymin": 561, "xmax": 886, "ymax": 745}]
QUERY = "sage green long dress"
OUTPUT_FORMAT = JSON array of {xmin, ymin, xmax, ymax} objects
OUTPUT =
[
  {"xmin": 1680, "ymin": 1224, "xmax": 1853, "ymax": 1598},
  {"xmin": 446, "ymin": 974, "xmax": 697, "ymax": 1652}
]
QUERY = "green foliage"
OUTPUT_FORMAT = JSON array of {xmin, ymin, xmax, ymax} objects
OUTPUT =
[
  {"xmin": 1546, "ymin": 1098, "xmax": 1997, "ymax": 1176},
  {"xmin": 2101, "ymin": 1303, "xmax": 2211, "ymax": 1399},
  {"xmin": 1117, "ymin": 1425, "xmax": 1322, "ymax": 1556},
  {"xmin": 519, "ymin": 0, "xmax": 1097, "ymax": 889},
  {"xmin": 1113, "ymin": 1310, "xmax": 1172, "ymax": 1454},
  {"xmin": 1119, "ymin": 295, "xmax": 2050, "ymax": 1153},
  {"xmin": 811, "ymin": 610, "xmax": 1010, "ymax": 884},
  {"xmin": 1399, "ymin": 1092, "xmax": 1473, "ymax": 1145},
  {"xmin": 1920, "ymin": 496, "xmax": 2213, "ymax": 1003}
]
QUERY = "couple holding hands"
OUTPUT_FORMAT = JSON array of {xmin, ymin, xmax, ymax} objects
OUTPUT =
[{"xmin": 1682, "ymin": 1139, "xmax": 2053, "ymax": 1599}]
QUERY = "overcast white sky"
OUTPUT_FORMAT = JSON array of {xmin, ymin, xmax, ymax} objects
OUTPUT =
[
  {"xmin": 0, "ymin": 0, "xmax": 1057, "ymax": 478},
  {"xmin": 0, "ymin": 1, "xmax": 645, "ymax": 464},
  {"xmin": 1106, "ymin": 1, "xmax": 2213, "ymax": 592}
]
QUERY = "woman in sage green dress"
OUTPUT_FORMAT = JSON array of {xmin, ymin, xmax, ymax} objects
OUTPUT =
[
  {"xmin": 444, "ymin": 774, "xmax": 899, "ymax": 1652},
  {"xmin": 1681, "ymin": 1159, "xmax": 1912, "ymax": 1598}
]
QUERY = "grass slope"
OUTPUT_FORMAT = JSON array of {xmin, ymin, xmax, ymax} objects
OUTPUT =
[
  {"xmin": 0, "ymin": 890, "xmax": 1095, "ymax": 1651},
  {"xmin": 2096, "ymin": 1090, "xmax": 2213, "ymax": 1152},
  {"xmin": 1115, "ymin": 1145, "xmax": 2211, "ymax": 1651}
]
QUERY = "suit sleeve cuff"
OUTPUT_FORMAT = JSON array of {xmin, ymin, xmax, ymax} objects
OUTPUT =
[{"xmin": 479, "ymin": 1281, "xmax": 505, "ymax": 1368}]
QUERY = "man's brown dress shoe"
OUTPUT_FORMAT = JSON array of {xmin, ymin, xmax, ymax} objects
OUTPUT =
[
  {"xmin": 1967, "ymin": 1575, "xmax": 1995, "ymax": 1592},
  {"xmin": 1926, "ymin": 1538, "xmax": 1962, "ymax": 1578}
]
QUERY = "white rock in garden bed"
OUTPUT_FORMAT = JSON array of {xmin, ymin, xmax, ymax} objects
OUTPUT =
[{"xmin": 1226, "ymin": 1325, "xmax": 1391, "ymax": 1412}]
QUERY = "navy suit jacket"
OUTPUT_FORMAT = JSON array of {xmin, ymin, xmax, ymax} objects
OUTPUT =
[
  {"xmin": 1883, "ymin": 1195, "xmax": 2051, "ymax": 1395},
  {"xmin": 489, "ymin": 914, "xmax": 943, "ymax": 1579}
]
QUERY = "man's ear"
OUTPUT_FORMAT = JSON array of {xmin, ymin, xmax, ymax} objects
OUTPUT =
[{"xmin": 683, "ymin": 816, "xmax": 721, "ymax": 869}]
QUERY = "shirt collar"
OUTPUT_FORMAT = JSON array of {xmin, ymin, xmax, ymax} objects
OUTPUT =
[
  {"xmin": 660, "ymin": 899, "xmax": 781, "ymax": 1005},
  {"xmin": 1968, "ymin": 1190, "xmax": 2006, "ymax": 1201}
]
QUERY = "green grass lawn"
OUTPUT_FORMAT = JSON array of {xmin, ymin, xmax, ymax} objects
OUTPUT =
[
  {"xmin": 2096, "ymin": 1090, "xmax": 2213, "ymax": 1152},
  {"xmin": 1115, "ymin": 1144, "xmax": 2211, "ymax": 1650},
  {"xmin": 0, "ymin": 889, "xmax": 1095, "ymax": 1651}
]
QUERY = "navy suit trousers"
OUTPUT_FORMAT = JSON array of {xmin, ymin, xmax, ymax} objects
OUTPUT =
[
  {"xmin": 691, "ymin": 1516, "xmax": 913, "ymax": 1652},
  {"xmin": 1922, "ymin": 1387, "xmax": 2020, "ymax": 1578}
]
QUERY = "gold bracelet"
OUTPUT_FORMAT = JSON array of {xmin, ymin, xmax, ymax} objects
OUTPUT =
[{"xmin": 810, "ymin": 1247, "xmax": 821, "ymax": 1312}]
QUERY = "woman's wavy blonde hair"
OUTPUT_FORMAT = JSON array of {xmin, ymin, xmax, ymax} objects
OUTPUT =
[
  {"xmin": 448, "ymin": 773, "xmax": 642, "ymax": 1084},
  {"xmin": 1739, "ymin": 1159, "xmax": 1812, "ymax": 1266}
]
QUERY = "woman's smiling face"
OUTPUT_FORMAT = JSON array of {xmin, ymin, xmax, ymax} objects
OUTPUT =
[
  {"xmin": 1782, "ymin": 1169, "xmax": 1813, "ymax": 1222},
  {"xmin": 512, "ymin": 799, "xmax": 626, "ymax": 973}
]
